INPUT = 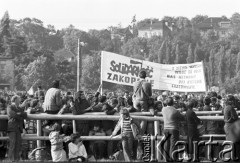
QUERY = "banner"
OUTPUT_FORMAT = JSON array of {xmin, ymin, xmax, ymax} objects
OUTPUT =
[{"xmin": 101, "ymin": 51, "xmax": 206, "ymax": 92}]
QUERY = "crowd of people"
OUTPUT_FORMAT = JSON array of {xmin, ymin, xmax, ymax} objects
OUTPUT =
[{"xmin": 0, "ymin": 70, "xmax": 240, "ymax": 162}]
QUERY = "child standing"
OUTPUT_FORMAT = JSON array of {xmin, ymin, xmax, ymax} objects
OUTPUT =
[
  {"xmin": 111, "ymin": 108, "xmax": 141, "ymax": 161},
  {"xmin": 49, "ymin": 123, "xmax": 68, "ymax": 162},
  {"xmin": 68, "ymin": 133, "xmax": 87, "ymax": 162}
]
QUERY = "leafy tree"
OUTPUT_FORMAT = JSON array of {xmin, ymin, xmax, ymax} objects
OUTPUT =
[
  {"xmin": 165, "ymin": 43, "xmax": 171, "ymax": 64},
  {"xmin": 174, "ymin": 43, "xmax": 180, "ymax": 64},
  {"xmin": 81, "ymin": 53, "xmax": 101, "ymax": 90},
  {"xmin": 209, "ymin": 49, "xmax": 215, "ymax": 87},
  {"xmin": 22, "ymin": 55, "xmax": 57, "ymax": 89},
  {"xmin": 191, "ymin": 15, "xmax": 208, "ymax": 25},
  {"xmin": 56, "ymin": 60, "xmax": 76, "ymax": 90},
  {"xmin": 158, "ymin": 41, "xmax": 165, "ymax": 63},
  {"xmin": 218, "ymin": 46, "xmax": 225, "ymax": 85},
  {"xmin": 121, "ymin": 37, "xmax": 147, "ymax": 59},
  {"xmin": 0, "ymin": 11, "xmax": 12, "ymax": 58},
  {"xmin": 194, "ymin": 44, "xmax": 200, "ymax": 62},
  {"xmin": 187, "ymin": 43, "xmax": 194, "ymax": 63},
  {"xmin": 236, "ymin": 52, "xmax": 240, "ymax": 74}
]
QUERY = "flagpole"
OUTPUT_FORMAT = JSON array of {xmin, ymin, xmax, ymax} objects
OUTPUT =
[{"xmin": 100, "ymin": 51, "xmax": 103, "ymax": 95}]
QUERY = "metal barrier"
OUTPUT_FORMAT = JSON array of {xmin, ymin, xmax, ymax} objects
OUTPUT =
[{"xmin": 0, "ymin": 112, "xmax": 233, "ymax": 161}]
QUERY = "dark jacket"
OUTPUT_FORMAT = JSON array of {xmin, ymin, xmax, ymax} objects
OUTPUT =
[
  {"xmin": 133, "ymin": 79, "xmax": 152, "ymax": 101},
  {"xmin": 186, "ymin": 109, "xmax": 201, "ymax": 129},
  {"xmin": 224, "ymin": 105, "xmax": 238, "ymax": 131},
  {"xmin": 102, "ymin": 103, "xmax": 117, "ymax": 131},
  {"xmin": 7, "ymin": 104, "xmax": 27, "ymax": 133}
]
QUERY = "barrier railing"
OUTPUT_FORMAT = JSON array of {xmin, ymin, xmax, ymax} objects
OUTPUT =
[{"xmin": 0, "ymin": 112, "xmax": 233, "ymax": 161}]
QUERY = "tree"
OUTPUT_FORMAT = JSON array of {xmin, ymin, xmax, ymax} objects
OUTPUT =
[
  {"xmin": 22, "ymin": 55, "xmax": 57, "ymax": 89},
  {"xmin": 56, "ymin": 60, "xmax": 76, "ymax": 90},
  {"xmin": 230, "ymin": 12, "xmax": 240, "ymax": 36},
  {"xmin": 194, "ymin": 44, "xmax": 200, "ymax": 62},
  {"xmin": 209, "ymin": 49, "xmax": 215, "ymax": 87},
  {"xmin": 191, "ymin": 15, "xmax": 208, "ymax": 25},
  {"xmin": 0, "ymin": 11, "xmax": 12, "ymax": 58},
  {"xmin": 174, "ymin": 43, "xmax": 180, "ymax": 64},
  {"xmin": 81, "ymin": 53, "xmax": 101, "ymax": 90},
  {"xmin": 165, "ymin": 43, "xmax": 171, "ymax": 64},
  {"xmin": 236, "ymin": 52, "xmax": 240, "ymax": 74},
  {"xmin": 121, "ymin": 37, "xmax": 147, "ymax": 59},
  {"xmin": 218, "ymin": 46, "xmax": 225, "ymax": 85},
  {"xmin": 186, "ymin": 43, "xmax": 194, "ymax": 63},
  {"xmin": 158, "ymin": 41, "xmax": 165, "ymax": 63}
]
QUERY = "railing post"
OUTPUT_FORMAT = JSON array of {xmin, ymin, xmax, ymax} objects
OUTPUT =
[
  {"xmin": 37, "ymin": 120, "xmax": 42, "ymax": 148},
  {"xmin": 73, "ymin": 120, "xmax": 76, "ymax": 133},
  {"xmin": 154, "ymin": 117, "xmax": 160, "ymax": 161}
]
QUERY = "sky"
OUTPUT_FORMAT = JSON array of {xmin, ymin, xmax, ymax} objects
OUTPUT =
[{"xmin": 1, "ymin": 0, "xmax": 240, "ymax": 31}]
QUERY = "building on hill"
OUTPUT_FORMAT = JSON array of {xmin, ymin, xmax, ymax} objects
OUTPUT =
[
  {"xmin": 110, "ymin": 26, "xmax": 133, "ymax": 42},
  {"xmin": 195, "ymin": 17, "xmax": 231, "ymax": 38},
  {"xmin": 54, "ymin": 48, "xmax": 75, "ymax": 63},
  {"xmin": 138, "ymin": 21, "xmax": 171, "ymax": 38}
]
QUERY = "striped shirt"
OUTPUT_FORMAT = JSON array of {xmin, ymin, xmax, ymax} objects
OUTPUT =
[{"xmin": 122, "ymin": 118, "xmax": 132, "ymax": 133}]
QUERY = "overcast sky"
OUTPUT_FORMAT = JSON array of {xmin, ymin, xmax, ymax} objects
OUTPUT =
[{"xmin": 1, "ymin": 0, "xmax": 240, "ymax": 31}]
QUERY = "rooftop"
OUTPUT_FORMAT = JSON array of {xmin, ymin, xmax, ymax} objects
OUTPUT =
[
  {"xmin": 196, "ymin": 17, "xmax": 231, "ymax": 29},
  {"xmin": 138, "ymin": 21, "xmax": 168, "ymax": 31}
]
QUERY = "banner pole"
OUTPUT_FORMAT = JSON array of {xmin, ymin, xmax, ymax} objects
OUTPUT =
[{"xmin": 202, "ymin": 60, "xmax": 208, "ymax": 95}]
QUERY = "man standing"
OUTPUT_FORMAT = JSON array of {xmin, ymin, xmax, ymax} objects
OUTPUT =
[
  {"xmin": 133, "ymin": 70, "xmax": 152, "ymax": 112},
  {"xmin": 133, "ymin": 70, "xmax": 152, "ymax": 134},
  {"xmin": 161, "ymin": 97, "xmax": 185, "ymax": 162},
  {"xmin": 132, "ymin": 70, "xmax": 152, "ymax": 160},
  {"xmin": 7, "ymin": 95, "xmax": 29, "ymax": 161}
]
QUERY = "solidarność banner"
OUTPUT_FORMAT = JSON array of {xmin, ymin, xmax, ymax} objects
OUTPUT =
[{"xmin": 101, "ymin": 51, "xmax": 206, "ymax": 92}]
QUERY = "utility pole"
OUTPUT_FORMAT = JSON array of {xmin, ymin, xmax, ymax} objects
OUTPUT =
[
  {"xmin": 77, "ymin": 39, "xmax": 81, "ymax": 92},
  {"xmin": 74, "ymin": 39, "xmax": 85, "ymax": 133}
]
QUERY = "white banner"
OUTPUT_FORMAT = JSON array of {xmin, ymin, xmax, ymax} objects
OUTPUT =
[{"xmin": 101, "ymin": 51, "xmax": 206, "ymax": 92}]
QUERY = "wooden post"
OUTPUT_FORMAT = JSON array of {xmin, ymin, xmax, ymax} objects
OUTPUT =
[
  {"xmin": 154, "ymin": 117, "xmax": 161, "ymax": 161},
  {"xmin": 37, "ymin": 120, "xmax": 42, "ymax": 147}
]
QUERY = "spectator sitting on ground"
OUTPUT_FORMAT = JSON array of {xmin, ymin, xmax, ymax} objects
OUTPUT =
[
  {"xmin": 89, "ymin": 123, "xmax": 106, "ymax": 159},
  {"xmin": 68, "ymin": 133, "xmax": 87, "ymax": 162}
]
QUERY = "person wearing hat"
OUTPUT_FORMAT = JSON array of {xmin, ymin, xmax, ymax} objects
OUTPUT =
[{"xmin": 110, "ymin": 108, "xmax": 141, "ymax": 161}]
